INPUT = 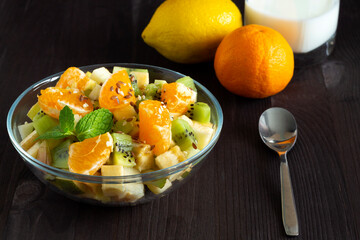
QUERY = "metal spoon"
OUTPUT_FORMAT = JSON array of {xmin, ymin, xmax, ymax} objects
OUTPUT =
[{"xmin": 258, "ymin": 107, "xmax": 299, "ymax": 236}]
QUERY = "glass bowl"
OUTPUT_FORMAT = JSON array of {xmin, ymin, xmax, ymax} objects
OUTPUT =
[{"xmin": 7, "ymin": 63, "xmax": 223, "ymax": 206}]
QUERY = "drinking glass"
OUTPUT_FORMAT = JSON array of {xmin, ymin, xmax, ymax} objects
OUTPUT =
[{"xmin": 245, "ymin": 0, "xmax": 340, "ymax": 67}]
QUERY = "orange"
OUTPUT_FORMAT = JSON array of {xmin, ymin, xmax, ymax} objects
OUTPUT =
[
  {"xmin": 98, "ymin": 70, "xmax": 136, "ymax": 112},
  {"xmin": 37, "ymin": 87, "xmax": 93, "ymax": 119},
  {"xmin": 214, "ymin": 24, "xmax": 294, "ymax": 98},
  {"xmin": 68, "ymin": 133, "xmax": 113, "ymax": 175},
  {"xmin": 56, "ymin": 67, "xmax": 93, "ymax": 92},
  {"xmin": 160, "ymin": 82, "xmax": 196, "ymax": 115},
  {"xmin": 139, "ymin": 100, "xmax": 171, "ymax": 156}
]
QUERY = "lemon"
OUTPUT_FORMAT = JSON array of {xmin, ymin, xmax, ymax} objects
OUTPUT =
[{"xmin": 141, "ymin": 0, "xmax": 242, "ymax": 64}]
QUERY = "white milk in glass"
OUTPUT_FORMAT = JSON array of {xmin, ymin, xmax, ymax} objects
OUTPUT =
[{"xmin": 245, "ymin": 0, "xmax": 340, "ymax": 54}]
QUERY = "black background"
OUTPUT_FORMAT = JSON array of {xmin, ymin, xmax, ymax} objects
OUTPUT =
[{"xmin": 1, "ymin": 0, "xmax": 359, "ymax": 239}]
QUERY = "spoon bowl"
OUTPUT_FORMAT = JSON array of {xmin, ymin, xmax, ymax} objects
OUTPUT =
[
  {"xmin": 259, "ymin": 107, "xmax": 297, "ymax": 153},
  {"xmin": 259, "ymin": 107, "xmax": 299, "ymax": 236}
]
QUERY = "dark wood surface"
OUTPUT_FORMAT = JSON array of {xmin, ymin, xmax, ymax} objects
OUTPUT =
[{"xmin": 1, "ymin": 0, "xmax": 359, "ymax": 239}]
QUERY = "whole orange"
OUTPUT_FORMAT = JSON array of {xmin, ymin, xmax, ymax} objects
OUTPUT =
[{"xmin": 214, "ymin": 24, "xmax": 294, "ymax": 98}]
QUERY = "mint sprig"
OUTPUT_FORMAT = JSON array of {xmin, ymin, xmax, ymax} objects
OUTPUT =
[
  {"xmin": 38, "ymin": 106, "xmax": 113, "ymax": 141},
  {"xmin": 75, "ymin": 108, "xmax": 113, "ymax": 141},
  {"xmin": 38, "ymin": 106, "xmax": 75, "ymax": 140},
  {"xmin": 59, "ymin": 105, "xmax": 75, "ymax": 133},
  {"xmin": 38, "ymin": 126, "xmax": 74, "ymax": 140}
]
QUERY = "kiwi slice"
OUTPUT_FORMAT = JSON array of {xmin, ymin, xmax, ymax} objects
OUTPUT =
[
  {"xmin": 145, "ymin": 83, "xmax": 161, "ymax": 100},
  {"xmin": 145, "ymin": 178, "xmax": 167, "ymax": 192},
  {"xmin": 113, "ymin": 119, "xmax": 136, "ymax": 134},
  {"xmin": 33, "ymin": 114, "xmax": 59, "ymax": 135},
  {"xmin": 51, "ymin": 139, "xmax": 72, "ymax": 169},
  {"xmin": 27, "ymin": 102, "xmax": 41, "ymax": 120},
  {"xmin": 32, "ymin": 109, "xmax": 46, "ymax": 122},
  {"xmin": 154, "ymin": 80, "xmax": 167, "ymax": 88},
  {"xmin": 111, "ymin": 133, "xmax": 132, "ymax": 152},
  {"xmin": 111, "ymin": 133, "xmax": 136, "ymax": 167},
  {"xmin": 129, "ymin": 74, "xmax": 142, "ymax": 97},
  {"xmin": 113, "ymin": 151, "xmax": 136, "ymax": 167},
  {"xmin": 185, "ymin": 102, "xmax": 211, "ymax": 123},
  {"xmin": 53, "ymin": 178, "xmax": 83, "ymax": 195},
  {"xmin": 176, "ymin": 76, "xmax": 197, "ymax": 92},
  {"xmin": 171, "ymin": 119, "xmax": 198, "ymax": 151}
]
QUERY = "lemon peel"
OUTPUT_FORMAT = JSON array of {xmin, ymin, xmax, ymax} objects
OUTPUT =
[{"xmin": 142, "ymin": 0, "xmax": 242, "ymax": 64}]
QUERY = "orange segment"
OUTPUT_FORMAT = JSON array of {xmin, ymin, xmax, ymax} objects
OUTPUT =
[
  {"xmin": 37, "ymin": 87, "xmax": 93, "ymax": 119},
  {"xmin": 139, "ymin": 100, "xmax": 171, "ymax": 155},
  {"xmin": 68, "ymin": 133, "xmax": 113, "ymax": 175},
  {"xmin": 56, "ymin": 67, "xmax": 92, "ymax": 92},
  {"xmin": 98, "ymin": 70, "xmax": 136, "ymax": 112},
  {"xmin": 161, "ymin": 82, "xmax": 196, "ymax": 115}
]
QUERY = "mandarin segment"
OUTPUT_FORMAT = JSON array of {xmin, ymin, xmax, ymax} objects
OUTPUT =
[
  {"xmin": 56, "ymin": 67, "xmax": 94, "ymax": 92},
  {"xmin": 37, "ymin": 87, "xmax": 93, "ymax": 119},
  {"xmin": 68, "ymin": 133, "xmax": 113, "ymax": 175},
  {"xmin": 161, "ymin": 82, "xmax": 196, "ymax": 115},
  {"xmin": 99, "ymin": 70, "xmax": 136, "ymax": 112},
  {"xmin": 139, "ymin": 100, "xmax": 171, "ymax": 156}
]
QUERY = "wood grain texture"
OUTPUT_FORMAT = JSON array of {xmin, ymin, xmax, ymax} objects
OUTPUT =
[{"xmin": 1, "ymin": 0, "xmax": 360, "ymax": 239}]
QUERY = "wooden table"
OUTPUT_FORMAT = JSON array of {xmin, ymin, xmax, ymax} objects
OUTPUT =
[{"xmin": 1, "ymin": 0, "xmax": 359, "ymax": 239}]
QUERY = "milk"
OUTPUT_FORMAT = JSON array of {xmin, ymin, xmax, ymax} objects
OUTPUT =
[{"xmin": 245, "ymin": 0, "xmax": 340, "ymax": 53}]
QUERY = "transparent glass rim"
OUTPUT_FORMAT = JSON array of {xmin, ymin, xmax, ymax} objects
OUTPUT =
[{"xmin": 7, "ymin": 63, "xmax": 223, "ymax": 184}]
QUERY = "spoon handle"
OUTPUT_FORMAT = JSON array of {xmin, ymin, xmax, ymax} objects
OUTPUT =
[{"xmin": 280, "ymin": 156, "xmax": 299, "ymax": 236}]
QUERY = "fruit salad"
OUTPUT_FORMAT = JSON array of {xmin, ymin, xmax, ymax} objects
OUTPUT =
[{"xmin": 18, "ymin": 66, "xmax": 215, "ymax": 203}]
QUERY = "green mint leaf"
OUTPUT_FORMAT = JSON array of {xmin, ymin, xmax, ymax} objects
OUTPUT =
[
  {"xmin": 37, "ymin": 127, "xmax": 74, "ymax": 140},
  {"xmin": 59, "ymin": 105, "xmax": 75, "ymax": 132},
  {"xmin": 75, "ymin": 108, "xmax": 113, "ymax": 141}
]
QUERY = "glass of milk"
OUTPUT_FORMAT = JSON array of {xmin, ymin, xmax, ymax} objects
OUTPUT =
[{"xmin": 245, "ymin": 0, "xmax": 340, "ymax": 66}]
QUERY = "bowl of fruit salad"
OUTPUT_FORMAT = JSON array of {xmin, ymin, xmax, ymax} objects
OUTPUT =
[{"xmin": 7, "ymin": 63, "xmax": 223, "ymax": 206}]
